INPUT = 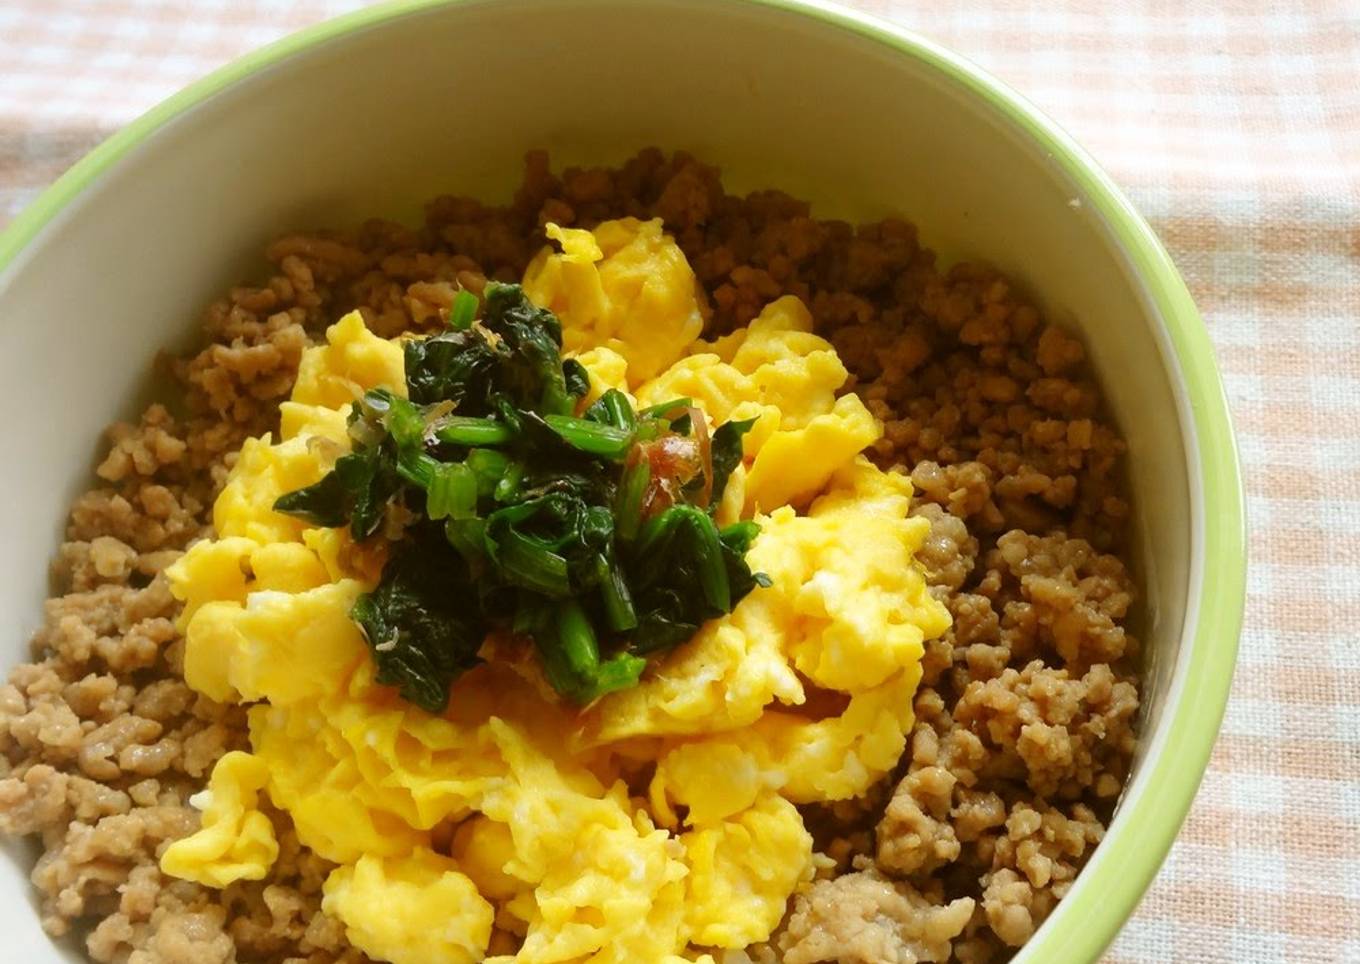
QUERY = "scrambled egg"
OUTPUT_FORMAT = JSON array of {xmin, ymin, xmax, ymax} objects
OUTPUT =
[
  {"xmin": 160, "ymin": 750, "xmax": 278, "ymax": 887},
  {"xmin": 523, "ymin": 219, "xmax": 705, "ymax": 383},
  {"xmin": 162, "ymin": 218, "xmax": 949, "ymax": 963},
  {"xmin": 325, "ymin": 849, "xmax": 495, "ymax": 964},
  {"xmin": 635, "ymin": 294, "xmax": 879, "ymax": 514}
]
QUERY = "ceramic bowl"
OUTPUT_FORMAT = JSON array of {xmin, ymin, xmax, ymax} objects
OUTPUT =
[{"xmin": 0, "ymin": 1, "xmax": 1245, "ymax": 960}]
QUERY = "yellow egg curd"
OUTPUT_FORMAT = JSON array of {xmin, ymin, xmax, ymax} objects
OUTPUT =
[{"xmin": 162, "ymin": 217, "xmax": 950, "ymax": 964}]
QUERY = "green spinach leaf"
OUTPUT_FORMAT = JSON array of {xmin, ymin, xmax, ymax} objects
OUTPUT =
[{"xmin": 350, "ymin": 525, "xmax": 483, "ymax": 713}]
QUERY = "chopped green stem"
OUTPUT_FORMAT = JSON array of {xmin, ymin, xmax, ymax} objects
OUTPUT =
[
  {"xmin": 449, "ymin": 289, "xmax": 478, "ymax": 331},
  {"xmin": 396, "ymin": 449, "xmax": 440, "ymax": 489},
  {"xmin": 555, "ymin": 599, "xmax": 601, "ymax": 681},
  {"xmin": 687, "ymin": 509, "xmax": 731, "ymax": 613},
  {"xmin": 634, "ymin": 419, "xmax": 663, "ymax": 443},
  {"xmin": 533, "ymin": 628, "xmax": 581, "ymax": 700},
  {"xmin": 615, "ymin": 459, "xmax": 651, "ymax": 542},
  {"xmin": 494, "ymin": 462, "xmax": 525, "ymax": 503},
  {"xmin": 593, "ymin": 390, "xmax": 637, "ymax": 432},
  {"xmin": 635, "ymin": 505, "xmax": 683, "ymax": 561},
  {"xmin": 465, "ymin": 448, "xmax": 511, "ymax": 497},
  {"xmin": 436, "ymin": 416, "xmax": 515, "ymax": 447},
  {"xmin": 594, "ymin": 554, "xmax": 638, "ymax": 632},
  {"xmin": 584, "ymin": 653, "xmax": 646, "ymax": 700},
  {"xmin": 719, "ymin": 520, "xmax": 761, "ymax": 553},
  {"xmin": 426, "ymin": 462, "xmax": 477, "ymax": 520},
  {"xmin": 545, "ymin": 600, "xmax": 645, "ymax": 702},
  {"xmin": 544, "ymin": 414, "xmax": 634, "ymax": 459},
  {"xmin": 493, "ymin": 528, "xmax": 571, "ymax": 597},
  {"xmin": 639, "ymin": 397, "xmax": 692, "ymax": 419},
  {"xmin": 444, "ymin": 517, "xmax": 486, "ymax": 564},
  {"xmin": 383, "ymin": 394, "xmax": 427, "ymax": 448}
]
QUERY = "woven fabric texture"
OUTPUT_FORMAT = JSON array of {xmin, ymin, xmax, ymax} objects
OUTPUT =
[{"xmin": 1, "ymin": 1, "xmax": 1357, "ymax": 961}]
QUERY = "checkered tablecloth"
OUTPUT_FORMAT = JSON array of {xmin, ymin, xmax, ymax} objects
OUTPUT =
[{"xmin": 2, "ymin": 1, "xmax": 1358, "ymax": 961}]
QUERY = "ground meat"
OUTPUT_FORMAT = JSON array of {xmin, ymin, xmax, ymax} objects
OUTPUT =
[
  {"xmin": 984, "ymin": 802, "xmax": 1104, "ymax": 944},
  {"xmin": 980, "ymin": 531, "xmax": 1136, "ymax": 669},
  {"xmin": 876, "ymin": 767, "xmax": 961, "ymax": 877},
  {"xmin": 776, "ymin": 865, "xmax": 975, "ymax": 964},
  {"xmin": 0, "ymin": 149, "xmax": 1138, "ymax": 962},
  {"xmin": 953, "ymin": 661, "xmax": 1139, "ymax": 800},
  {"xmin": 911, "ymin": 504, "xmax": 978, "ymax": 597},
  {"xmin": 861, "ymin": 527, "xmax": 1135, "ymax": 959}
]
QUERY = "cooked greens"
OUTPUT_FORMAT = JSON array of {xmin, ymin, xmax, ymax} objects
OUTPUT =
[{"xmin": 274, "ymin": 283, "xmax": 765, "ymax": 712}]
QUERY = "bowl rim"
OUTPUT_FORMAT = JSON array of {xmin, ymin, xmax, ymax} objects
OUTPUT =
[{"xmin": 0, "ymin": 1, "xmax": 1245, "ymax": 961}]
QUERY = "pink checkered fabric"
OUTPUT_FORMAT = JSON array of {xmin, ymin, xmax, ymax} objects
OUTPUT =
[{"xmin": 2, "ymin": 2, "xmax": 1358, "ymax": 961}]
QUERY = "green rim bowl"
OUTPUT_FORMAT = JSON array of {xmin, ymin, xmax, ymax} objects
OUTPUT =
[{"xmin": 0, "ymin": 1, "xmax": 1244, "ymax": 961}]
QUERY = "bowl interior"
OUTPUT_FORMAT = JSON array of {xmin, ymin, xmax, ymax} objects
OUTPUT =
[{"xmin": 0, "ymin": 1, "xmax": 1201, "ymax": 960}]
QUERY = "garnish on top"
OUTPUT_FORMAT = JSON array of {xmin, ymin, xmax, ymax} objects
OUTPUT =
[{"xmin": 273, "ymin": 283, "xmax": 766, "ymax": 712}]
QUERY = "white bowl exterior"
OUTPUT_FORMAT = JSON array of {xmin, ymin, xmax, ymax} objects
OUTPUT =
[{"xmin": 0, "ymin": 1, "xmax": 1192, "ymax": 959}]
